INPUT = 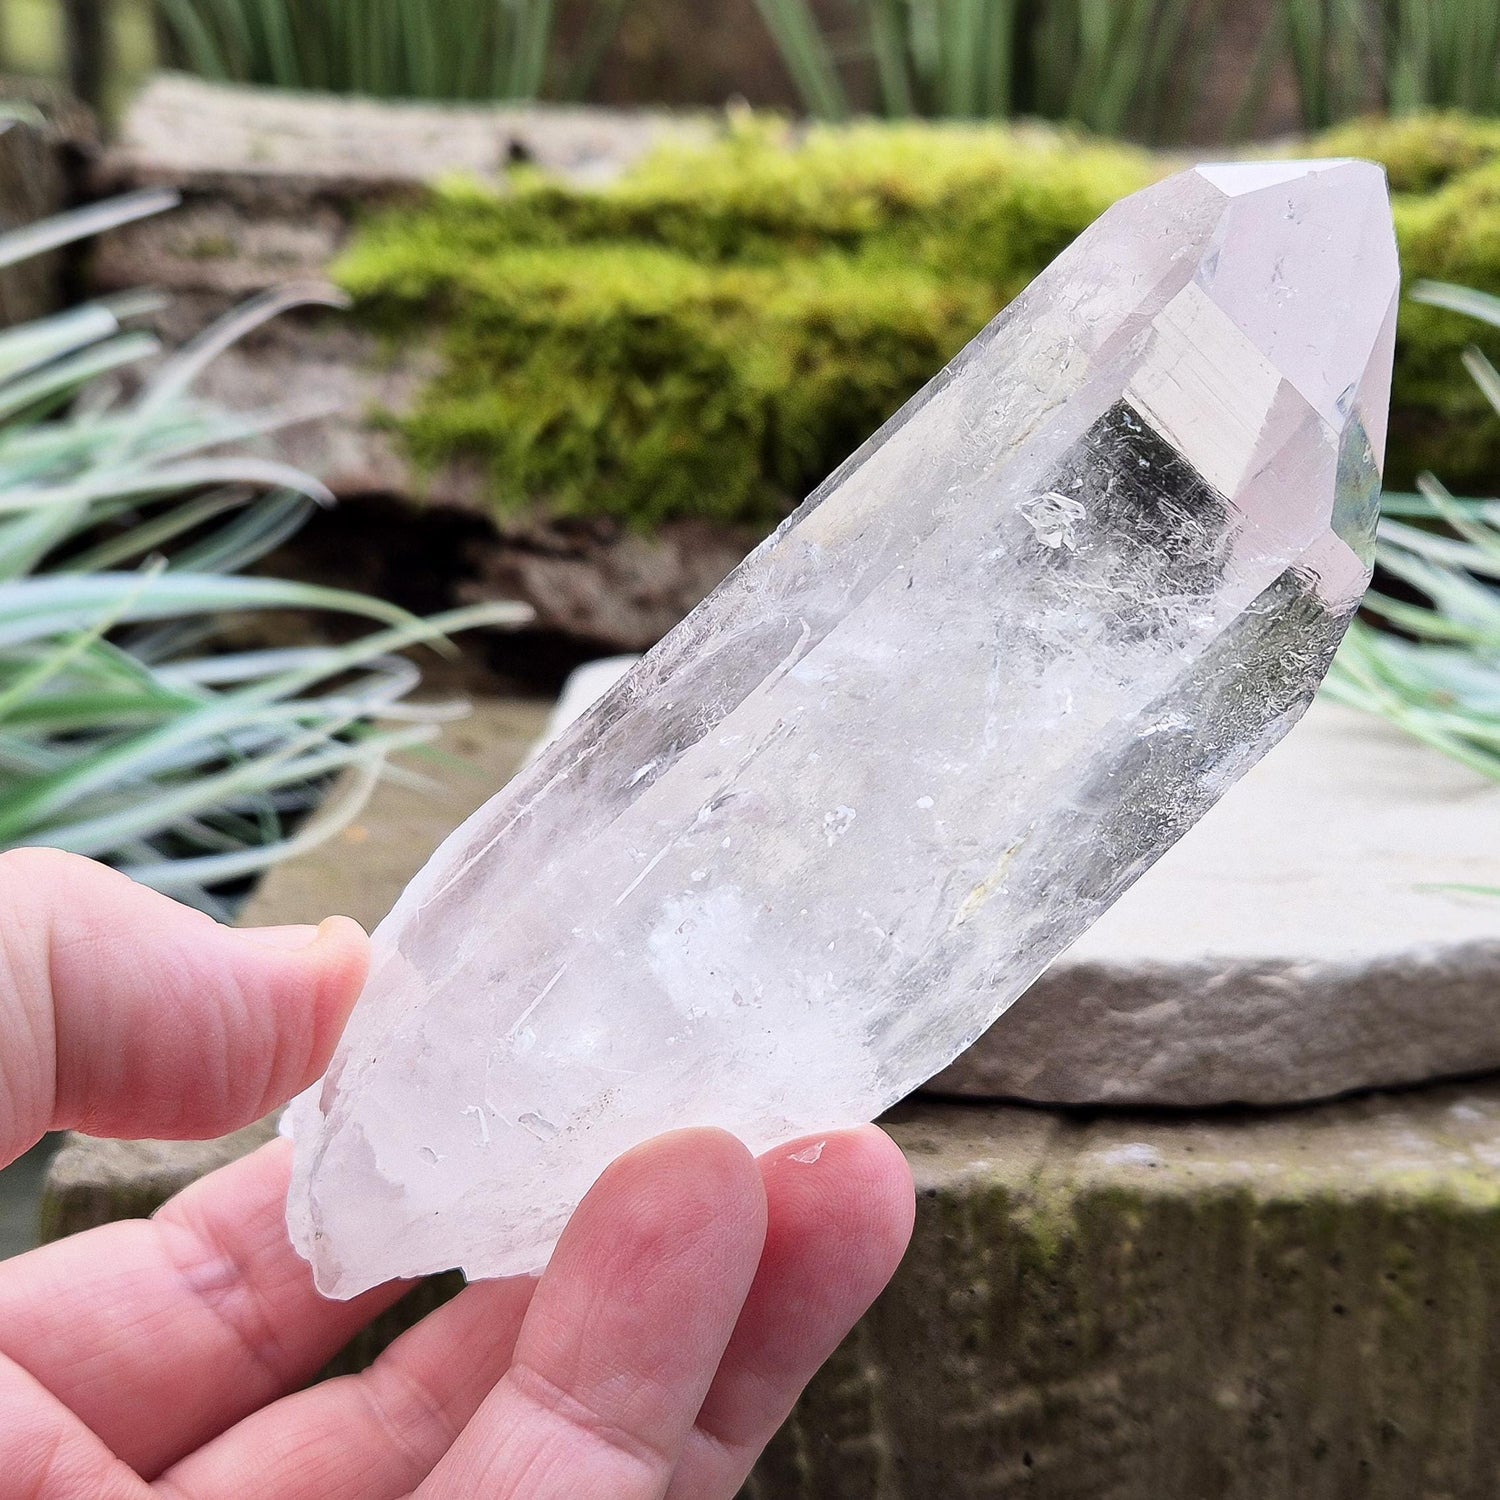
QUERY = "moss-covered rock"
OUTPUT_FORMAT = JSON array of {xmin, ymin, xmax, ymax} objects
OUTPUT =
[{"xmin": 337, "ymin": 112, "xmax": 1500, "ymax": 531}]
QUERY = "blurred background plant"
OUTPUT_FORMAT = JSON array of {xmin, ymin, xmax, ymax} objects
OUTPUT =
[
  {"xmin": 756, "ymin": 0, "xmax": 1500, "ymax": 138},
  {"xmin": 752, "ymin": 0, "xmax": 1214, "ymax": 139},
  {"xmin": 0, "ymin": 191, "xmax": 525, "ymax": 915},
  {"xmin": 0, "ymin": 0, "xmax": 624, "ymax": 112},
  {"xmin": 0, "ymin": 0, "xmax": 1496, "ymax": 134},
  {"xmin": 151, "ymin": 0, "xmax": 625, "ymax": 101},
  {"xmin": 1268, "ymin": 0, "xmax": 1500, "ymax": 129},
  {"xmin": 1325, "ymin": 282, "xmax": 1500, "ymax": 781}
]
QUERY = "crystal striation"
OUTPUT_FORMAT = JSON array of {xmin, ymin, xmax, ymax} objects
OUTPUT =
[{"xmin": 287, "ymin": 160, "xmax": 1399, "ymax": 1297}]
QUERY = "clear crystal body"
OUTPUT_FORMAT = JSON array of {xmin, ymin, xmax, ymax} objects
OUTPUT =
[{"xmin": 288, "ymin": 161, "xmax": 1399, "ymax": 1296}]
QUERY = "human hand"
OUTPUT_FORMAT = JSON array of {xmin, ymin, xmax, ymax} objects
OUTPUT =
[{"xmin": 0, "ymin": 849, "xmax": 915, "ymax": 1498}]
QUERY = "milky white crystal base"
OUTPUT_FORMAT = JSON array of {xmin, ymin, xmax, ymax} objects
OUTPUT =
[{"xmin": 287, "ymin": 159, "xmax": 1399, "ymax": 1297}]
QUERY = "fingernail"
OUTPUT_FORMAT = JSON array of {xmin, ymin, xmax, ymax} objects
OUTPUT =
[{"xmin": 241, "ymin": 923, "xmax": 322, "ymax": 952}]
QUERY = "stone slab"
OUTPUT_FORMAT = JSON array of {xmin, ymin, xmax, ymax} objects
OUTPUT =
[
  {"xmin": 92, "ymin": 76, "xmax": 704, "ymax": 312},
  {"xmin": 43, "ymin": 1076, "xmax": 1500, "ymax": 1497},
  {"xmin": 540, "ymin": 661, "xmax": 1500, "ymax": 1106},
  {"xmin": 951, "ymin": 696, "xmax": 1500, "ymax": 1105},
  {"xmin": 103, "ymin": 73, "xmax": 704, "ymax": 200}
]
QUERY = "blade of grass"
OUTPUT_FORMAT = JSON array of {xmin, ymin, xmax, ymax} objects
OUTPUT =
[
  {"xmin": 117, "ymin": 752, "xmax": 385, "ymax": 889},
  {"xmin": 1412, "ymin": 280, "xmax": 1500, "ymax": 329},
  {"xmin": 0, "ymin": 189, "xmax": 179, "ymax": 272},
  {"xmin": 754, "ymin": 0, "xmax": 851, "ymax": 119}
]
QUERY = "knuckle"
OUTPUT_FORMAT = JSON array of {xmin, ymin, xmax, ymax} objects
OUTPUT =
[{"xmin": 0, "ymin": 847, "xmax": 93, "ymax": 900}]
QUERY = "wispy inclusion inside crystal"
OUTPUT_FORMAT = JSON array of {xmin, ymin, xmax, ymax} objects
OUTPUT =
[{"xmin": 287, "ymin": 160, "xmax": 1399, "ymax": 1297}]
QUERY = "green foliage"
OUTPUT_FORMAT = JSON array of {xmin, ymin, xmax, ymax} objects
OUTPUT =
[
  {"xmin": 1384, "ymin": 0, "xmax": 1500, "ymax": 116},
  {"xmin": 336, "ymin": 111, "xmax": 1500, "ymax": 534},
  {"xmin": 0, "ymin": 192, "xmax": 524, "ymax": 913},
  {"xmin": 1275, "ymin": 0, "xmax": 1500, "ymax": 128},
  {"xmin": 759, "ymin": 0, "xmax": 1500, "ymax": 133},
  {"xmin": 155, "ymin": 0, "xmax": 622, "ymax": 101},
  {"xmin": 1325, "ymin": 285, "xmax": 1500, "ymax": 781},
  {"xmin": 1273, "ymin": 0, "xmax": 1377, "ymax": 129},
  {"xmin": 752, "ymin": 0, "xmax": 851, "ymax": 122},
  {"xmin": 752, "ymin": 0, "xmax": 1209, "ymax": 139},
  {"xmin": 1026, "ymin": 0, "xmax": 1211, "ymax": 141}
]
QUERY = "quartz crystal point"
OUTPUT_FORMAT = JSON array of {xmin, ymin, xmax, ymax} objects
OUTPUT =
[{"xmin": 287, "ymin": 160, "xmax": 1399, "ymax": 1296}]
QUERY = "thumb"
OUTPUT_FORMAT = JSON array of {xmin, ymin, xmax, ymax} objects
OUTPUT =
[{"xmin": 0, "ymin": 848, "xmax": 368, "ymax": 1168}]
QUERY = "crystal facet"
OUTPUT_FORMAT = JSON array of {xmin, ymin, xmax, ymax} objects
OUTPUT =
[{"xmin": 287, "ymin": 160, "xmax": 1399, "ymax": 1297}]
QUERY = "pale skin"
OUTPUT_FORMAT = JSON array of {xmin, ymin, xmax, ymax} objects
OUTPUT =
[{"xmin": 0, "ymin": 848, "xmax": 916, "ymax": 1499}]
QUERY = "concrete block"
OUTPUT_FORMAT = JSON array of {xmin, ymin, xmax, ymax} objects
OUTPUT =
[
  {"xmin": 40, "ymin": 1122, "xmax": 277, "ymax": 1242},
  {"xmin": 751, "ymin": 1082, "xmax": 1500, "ymax": 1499}
]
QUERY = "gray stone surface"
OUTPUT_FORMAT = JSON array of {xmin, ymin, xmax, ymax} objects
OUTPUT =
[
  {"xmin": 750, "ymin": 1079, "xmax": 1500, "ymax": 1500},
  {"xmin": 460, "ymin": 514, "xmax": 761, "ymax": 652},
  {"xmin": 92, "ymin": 76, "xmax": 703, "ymax": 317},
  {"xmin": 42, "ymin": 1122, "xmax": 277, "ymax": 1242},
  {"xmin": 541, "ymin": 664, "xmax": 1500, "ymax": 1106},
  {"xmin": 103, "ymin": 74, "xmax": 703, "ymax": 199}
]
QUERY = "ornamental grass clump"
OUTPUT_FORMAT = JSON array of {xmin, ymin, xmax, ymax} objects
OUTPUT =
[
  {"xmin": 753, "ymin": 0, "xmax": 1213, "ymax": 140},
  {"xmin": 155, "ymin": 0, "xmax": 621, "ymax": 101},
  {"xmin": 1326, "ymin": 282, "xmax": 1500, "ymax": 782},
  {"xmin": 1276, "ymin": 0, "xmax": 1500, "ymax": 128},
  {"xmin": 0, "ymin": 191, "xmax": 525, "ymax": 914}
]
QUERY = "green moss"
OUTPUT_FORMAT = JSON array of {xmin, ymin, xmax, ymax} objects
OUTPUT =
[
  {"xmin": 1312, "ymin": 112, "xmax": 1500, "ymax": 193},
  {"xmin": 338, "ymin": 111, "xmax": 1500, "ymax": 530}
]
